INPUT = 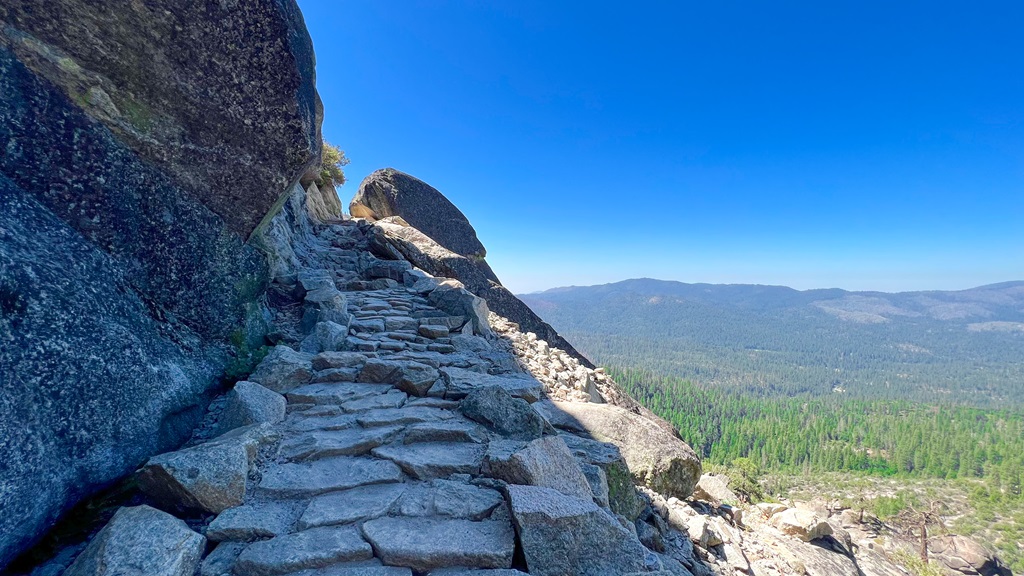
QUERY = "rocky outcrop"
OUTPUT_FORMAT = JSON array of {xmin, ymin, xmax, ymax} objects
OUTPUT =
[
  {"xmin": 0, "ymin": 0, "xmax": 320, "ymax": 567},
  {"xmin": 352, "ymin": 169, "xmax": 487, "ymax": 258},
  {"xmin": 929, "ymin": 535, "xmax": 1012, "ymax": 576},
  {"xmin": 356, "ymin": 174, "xmax": 594, "ymax": 368},
  {"xmin": 539, "ymin": 400, "xmax": 702, "ymax": 500}
]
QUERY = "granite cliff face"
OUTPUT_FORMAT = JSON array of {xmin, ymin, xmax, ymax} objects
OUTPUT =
[{"xmin": 0, "ymin": 0, "xmax": 321, "ymax": 567}]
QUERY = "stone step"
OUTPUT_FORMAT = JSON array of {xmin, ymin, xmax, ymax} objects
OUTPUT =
[
  {"xmin": 371, "ymin": 442, "xmax": 485, "ymax": 480},
  {"xmin": 234, "ymin": 526, "xmax": 373, "ymax": 575},
  {"xmin": 360, "ymin": 517, "xmax": 515, "ymax": 573},
  {"xmin": 287, "ymin": 383, "xmax": 393, "ymax": 406},
  {"xmin": 280, "ymin": 426, "xmax": 404, "ymax": 461},
  {"xmin": 297, "ymin": 483, "xmax": 407, "ymax": 530},
  {"xmin": 356, "ymin": 407, "xmax": 456, "ymax": 428},
  {"xmin": 259, "ymin": 457, "xmax": 403, "ymax": 497},
  {"xmin": 394, "ymin": 480, "xmax": 504, "ymax": 521},
  {"xmin": 207, "ymin": 501, "xmax": 300, "ymax": 542}
]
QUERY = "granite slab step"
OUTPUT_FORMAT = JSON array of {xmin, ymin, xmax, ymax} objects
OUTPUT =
[
  {"xmin": 281, "ymin": 426, "xmax": 404, "ymax": 461},
  {"xmin": 360, "ymin": 517, "xmax": 514, "ymax": 572},
  {"xmin": 298, "ymin": 483, "xmax": 407, "ymax": 529},
  {"xmin": 371, "ymin": 442, "xmax": 485, "ymax": 479},
  {"xmin": 259, "ymin": 457, "xmax": 403, "ymax": 497},
  {"xmin": 234, "ymin": 526, "xmax": 372, "ymax": 575},
  {"xmin": 287, "ymin": 383, "xmax": 393, "ymax": 405}
]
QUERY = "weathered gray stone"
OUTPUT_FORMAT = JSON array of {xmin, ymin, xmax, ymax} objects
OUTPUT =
[
  {"xmin": 250, "ymin": 346, "xmax": 315, "ymax": 393},
  {"xmin": 136, "ymin": 439, "xmax": 248, "ymax": 514},
  {"xmin": 385, "ymin": 316, "xmax": 420, "ymax": 332},
  {"xmin": 692, "ymin": 474, "xmax": 740, "ymax": 506},
  {"xmin": 301, "ymin": 321, "xmax": 350, "ymax": 354},
  {"xmin": 259, "ymin": 456, "xmax": 403, "ymax": 497},
  {"xmin": 418, "ymin": 324, "xmax": 450, "ymax": 338},
  {"xmin": 303, "ymin": 286, "xmax": 351, "ymax": 332},
  {"xmin": 361, "ymin": 517, "xmax": 515, "ymax": 572},
  {"xmin": 580, "ymin": 462, "xmax": 610, "ymax": 508},
  {"xmin": 396, "ymin": 480, "xmax": 504, "ymax": 520},
  {"xmin": 356, "ymin": 406, "xmax": 456, "ymax": 428},
  {"xmin": 342, "ymin": 389, "xmax": 408, "ymax": 413},
  {"xmin": 430, "ymin": 565, "xmax": 532, "ymax": 569},
  {"xmin": 288, "ymin": 413, "xmax": 360, "ymax": 433},
  {"xmin": 200, "ymin": 542, "xmax": 246, "ymax": 576},
  {"xmin": 0, "ymin": 0, "xmax": 320, "ymax": 552},
  {"xmin": 548, "ymin": 401, "xmax": 701, "ymax": 500},
  {"xmin": 428, "ymin": 283, "xmax": 493, "ymax": 337},
  {"xmin": 287, "ymin": 383, "xmax": 392, "ymax": 405},
  {"xmin": 460, "ymin": 387, "xmax": 544, "ymax": 440},
  {"xmin": 64, "ymin": 505, "xmax": 205, "ymax": 576},
  {"xmin": 372, "ymin": 442, "xmax": 485, "ymax": 479},
  {"xmin": 485, "ymin": 437, "xmax": 593, "ymax": 501},
  {"xmin": 404, "ymin": 420, "xmax": 489, "ymax": 444},
  {"xmin": 358, "ymin": 359, "xmax": 440, "ymax": 397},
  {"xmin": 352, "ymin": 169, "xmax": 488, "ymax": 259},
  {"xmin": 442, "ymin": 367, "xmax": 543, "ymax": 402},
  {"xmin": 769, "ymin": 508, "xmax": 833, "ymax": 542},
  {"xmin": 291, "ymin": 563, "xmax": 413, "ymax": 576},
  {"xmin": 364, "ymin": 259, "xmax": 413, "ymax": 282},
  {"xmin": 298, "ymin": 483, "xmax": 407, "ymax": 529},
  {"xmin": 312, "ymin": 352, "xmax": 369, "ymax": 371},
  {"xmin": 207, "ymin": 502, "xmax": 299, "ymax": 542},
  {"xmin": 506, "ymin": 485, "xmax": 649, "ymax": 576},
  {"xmin": 312, "ymin": 367, "xmax": 361, "ymax": 383},
  {"xmin": 235, "ymin": 526, "xmax": 373, "ymax": 576},
  {"xmin": 281, "ymin": 426, "xmax": 404, "ymax": 461},
  {"xmin": 217, "ymin": 381, "xmax": 286, "ymax": 434},
  {"xmin": 929, "ymin": 535, "xmax": 1010, "ymax": 576}
]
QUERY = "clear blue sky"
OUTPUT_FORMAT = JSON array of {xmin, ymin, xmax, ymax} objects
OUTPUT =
[{"xmin": 297, "ymin": 0, "xmax": 1024, "ymax": 294}]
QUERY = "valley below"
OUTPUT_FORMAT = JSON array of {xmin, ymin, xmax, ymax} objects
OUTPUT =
[{"xmin": 522, "ymin": 279, "xmax": 1024, "ymax": 573}]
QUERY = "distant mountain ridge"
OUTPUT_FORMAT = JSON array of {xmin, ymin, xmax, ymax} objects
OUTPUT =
[{"xmin": 519, "ymin": 279, "xmax": 1024, "ymax": 406}]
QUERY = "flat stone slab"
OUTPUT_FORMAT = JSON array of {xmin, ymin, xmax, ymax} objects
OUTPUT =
[
  {"xmin": 298, "ymin": 483, "xmax": 408, "ymax": 529},
  {"xmin": 281, "ymin": 426, "xmax": 404, "ymax": 461},
  {"xmin": 288, "ymin": 414, "xmax": 359, "ymax": 433},
  {"xmin": 207, "ymin": 501, "xmax": 299, "ymax": 542},
  {"xmin": 428, "ymin": 565, "xmax": 528, "ymax": 569},
  {"xmin": 440, "ymin": 367, "xmax": 544, "ymax": 402},
  {"xmin": 403, "ymin": 421, "xmax": 488, "ymax": 444},
  {"xmin": 341, "ymin": 390, "xmax": 408, "ymax": 413},
  {"xmin": 372, "ymin": 442, "xmax": 485, "ymax": 479},
  {"xmin": 235, "ymin": 526, "xmax": 372, "ymax": 576},
  {"xmin": 259, "ymin": 457, "xmax": 403, "ymax": 497},
  {"xmin": 361, "ymin": 517, "xmax": 514, "ymax": 572},
  {"xmin": 288, "ymin": 563, "xmax": 412, "ymax": 575},
  {"xmin": 395, "ymin": 480, "xmax": 504, "ymax": 520},
  {"xmin": 287, "ymin": 383, "xmax": 393, "ymax": 405},
  {"xmin": 356, "ymin": 407, "xmax": 455, "ymax": 428}
]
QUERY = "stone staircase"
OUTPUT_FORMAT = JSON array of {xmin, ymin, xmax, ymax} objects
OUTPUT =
[{"xmin": 58, "ymin": 219, "xmax": 689, "ymax": 576}]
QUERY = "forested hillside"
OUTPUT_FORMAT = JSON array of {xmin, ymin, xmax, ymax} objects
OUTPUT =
[{"xmin": 521, "ymin": 279, "xmax": 1024, "ymax": 407}]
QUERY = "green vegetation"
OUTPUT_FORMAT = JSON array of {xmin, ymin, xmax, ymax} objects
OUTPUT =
[
  {"xmin": 318, "ymin": 141, "xmax": 350, "ymax": 187},
  {"xmin": 612, "ymin": 367, "xmax": 1024, "ymax": 571},
  {"xmin": 614, "ymin": 367, "xmax": 1024, "ymax": 485}
]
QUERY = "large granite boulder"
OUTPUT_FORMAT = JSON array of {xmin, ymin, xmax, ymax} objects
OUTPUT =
[
  {"xmin": 352, "ymin": 168, "xmax": 486, "ymax": 258},
  {"xmin": 929, "ymin": 535, "xmax": 1012, "ymax": 576},
  {"xmin": 63, "ymin": 505, "xmax": 205, "ymax": 576},
  {"xmin": 546, "ymin": 401, "xmax": 701, "ymax": 499},
  {"xmin": 0, "ymin": 1, "xmax": 321, "ymax": 567},
  {"xmin": 506, "ymin": 484, "xmax": 651, "ymax": 576}
]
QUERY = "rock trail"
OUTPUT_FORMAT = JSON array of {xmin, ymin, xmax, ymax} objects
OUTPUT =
[{"xmin": 59, "ymin": 219, "xmax": 702, "ymax": 576}]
